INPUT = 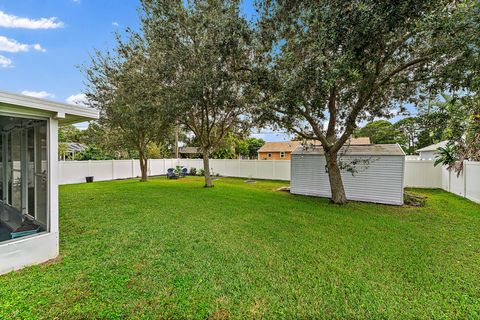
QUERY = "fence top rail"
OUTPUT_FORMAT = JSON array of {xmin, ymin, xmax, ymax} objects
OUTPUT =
[{"xmin": 404, "ymin": 160, "xmax": 436, "ymax": 163}]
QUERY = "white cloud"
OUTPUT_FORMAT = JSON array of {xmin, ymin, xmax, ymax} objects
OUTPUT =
[
  {"xmin": 66, "ymin": 93, "xmax": 87, "ymax": 105},
  {"xmin": 21, "ymin": 90, "xmax": 55, "ymax": 99},
  {"xmin": 112, "ymin": 22, "xmax": 119, "ymax": 27},
  {"xmin": 0, "ymin": 36, "xmax": 46, "ymax": 53},
  {"xmin": 0, "ymin": 54, "xmax": 12, "ymax": 68},
  {"xmin": 0, "ymin": 11, "xmax": 64, "ymax": 29}
]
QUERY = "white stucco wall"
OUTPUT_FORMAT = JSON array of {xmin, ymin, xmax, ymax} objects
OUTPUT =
[{"xmin": 419, "ymin": 150, "xmax": 436, "ymax": 160}]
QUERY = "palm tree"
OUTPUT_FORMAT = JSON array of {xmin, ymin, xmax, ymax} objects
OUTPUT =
[{"xmin": 434, "ymin": 144, "xmax": 457, "ymax": 171}]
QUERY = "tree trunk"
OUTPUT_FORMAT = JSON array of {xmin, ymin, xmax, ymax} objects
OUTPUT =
[
  {"xmin": 325, "ymin": 151, "xmax": 347, "ymax": 204},
  {"xmin": 139, "ymin": 152, "xmax": 148, "ymax": 182},
  {"xmin": 202, "ymin": 149, "xmax": 213, "ymax": 188}
]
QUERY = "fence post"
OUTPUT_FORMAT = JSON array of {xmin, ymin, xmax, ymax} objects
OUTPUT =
[
  {"xmin": 237, "ymin": 158, "xmax": 241, "ymax": 177},
  {"xmin": 148, "ymin": 159, "xmax": 152, "ymax": 177},
  {"xmin": 88, "ymin": 160, "xmax": 92, "ymax": 177},
  {"xmin": 111, "ymin": 160, "xmax": 115, "ymax": 180},
  {"xmin": 448, "ymin": 168, "xmax": 451, "ymax": 192},
  {"xmin": 131, "ymin": 159, "xmax": 135, "ymax": 178},
  {"xmin": 463, "ymin": 160, "xmax": 467, "ymax": 198},
  {"xmin": 272, "ymin": 160, "xmax": 276, "ymax": 180}
]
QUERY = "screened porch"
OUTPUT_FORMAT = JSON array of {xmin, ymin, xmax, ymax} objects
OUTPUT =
[{"xmin": 0, "ymin": 115, "xmax": 48, "ymax": 242}]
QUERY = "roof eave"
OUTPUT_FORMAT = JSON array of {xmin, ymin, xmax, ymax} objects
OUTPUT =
[{"xmin": 0, "ymin": 90, "xmax": 99, "ymax": 122}]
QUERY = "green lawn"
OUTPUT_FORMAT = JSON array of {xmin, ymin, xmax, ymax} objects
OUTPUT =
[{"xmin": 1, "ymin": 177, "xmax": 480, "ymax": 319}]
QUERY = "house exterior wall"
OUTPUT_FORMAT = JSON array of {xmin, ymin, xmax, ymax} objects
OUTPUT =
[
  {"xmin": 419, "ymin": 150, "xmax": 436, "ymax": 160},
  {"xmin": 258, "ymin": 151, "xmax": 291, "ymax": 160},
  {"xmin": 290, "ymin": 154, "xmax": 405, "ymax": 205},
  {"xmin": 0, "ymin": 110, "xmax": 59, "ymax": 275}
]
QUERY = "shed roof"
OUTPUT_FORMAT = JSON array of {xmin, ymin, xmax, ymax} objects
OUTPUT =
[
  {"xmin": 0, "ymin": 90, "xmax": 99, "ymax": 125},
  {"xmin": 292, "ymin": 143, "xmax": 405, "ymax": 156},
  {"xmin": 416, "ymin": 140, "xmax": 448, "ymax": 152},
  {"xmin": 258, "ymin": 137, "xmax": 371, "ymax": 153}
]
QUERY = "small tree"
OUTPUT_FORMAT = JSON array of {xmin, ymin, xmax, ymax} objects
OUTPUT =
[
  {"xmin": 256, "ymin": 0, "xmax": 480, "ymax": 203},
  {"xmin": 141, "ymin": 0, "xmax": 255, "ymax": 187},
  {"xmin": 393, "ymin": 117, "xmax": 419, "ymax": 154},
  {"xmin": 356, "ymin": 120, "xmax": 406, "ymax": 145},
  {"xmin": 83, "ymin": 33, "xmax": 172, "ymax": 181}
]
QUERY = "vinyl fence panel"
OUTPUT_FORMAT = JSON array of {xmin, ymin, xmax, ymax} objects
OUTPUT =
[
  {"xmin": 57, "ymin": 158, "xmax": 480, "ymax": 204},
  {"xmin": 403, "ymin": 160, "xmax": 442, "ymax": 188},
  {"xmin": 465, "ymin": 161, "xmax": 480, "ymax": 203}
]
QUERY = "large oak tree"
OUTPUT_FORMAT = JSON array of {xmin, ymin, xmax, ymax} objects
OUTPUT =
[
  {"xmin": 256, "ymin": 0, "xmax": 480, "ymax": 203},
  {"xmin": 84, "ymin": 34, "xmax": 173, "ymax": 181},
  {"xmin": 141, "ymin": 0, "xmax": 255, "ymax": 187}
]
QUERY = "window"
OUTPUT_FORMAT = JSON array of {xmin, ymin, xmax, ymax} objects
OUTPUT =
[
  {"xmin": 280, "ymin": 152, "xmax": 285, "ymax": 158},
  {"xmin": 268, "ymin": 153, "xmax": 272, "ymax": 158}
]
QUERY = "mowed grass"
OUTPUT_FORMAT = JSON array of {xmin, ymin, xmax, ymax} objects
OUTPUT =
[{"xmin": 1, "ymin": 177, "xmax": 480, "ymax": 319}]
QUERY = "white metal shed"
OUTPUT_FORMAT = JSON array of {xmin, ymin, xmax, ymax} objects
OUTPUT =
[
  {"xmin": 290, "ymin": 144, "xmax": 406, "ymax": 205},
  {"xmin": 0, "ymin": 90, "xmax": 98, "ymax": 275}
]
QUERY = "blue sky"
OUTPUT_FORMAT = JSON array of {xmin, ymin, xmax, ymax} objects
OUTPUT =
[
  {"xmin": 0, "ymin": 1, "xmax": 141, "ymax": 108},
  {"xmin": 0, "ymin": 1, "xmax": 406, "ymax": 142},
  {"xmin": 0, "ymin": 0, "xmax": 288, "ymax": 139}
]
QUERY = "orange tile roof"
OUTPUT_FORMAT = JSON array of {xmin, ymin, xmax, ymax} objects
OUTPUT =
[{"xmin": 257, "ymin": 141, "xmax": 302, "ymax": 153}]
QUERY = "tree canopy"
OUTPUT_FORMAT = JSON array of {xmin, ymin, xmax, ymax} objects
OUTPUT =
[
  {"xmin": 141, "ymin": 0, "xmax": 256, "ymax": 187},
  {"xmin": 83, "ymin": 33, "xmax": 173, "ymax": 181},
  {"xmin": 255, "ymin": 0, "xmax": 480, "ymax": 203}
]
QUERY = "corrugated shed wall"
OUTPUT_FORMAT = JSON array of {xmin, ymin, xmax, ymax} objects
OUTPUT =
[{"xmin": 290, "ymin": 154, "xmax": 405, "ymax": 205}]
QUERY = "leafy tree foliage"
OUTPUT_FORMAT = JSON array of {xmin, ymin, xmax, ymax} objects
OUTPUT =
[
  {"xmin": 140, "ymin": 0, "xmax": 256, "ymax": 187},
  {"xmin": 393, "ymin": 117, "xmax": 419, "ymax": 154},
  {"xmin": 256, "ymin": 0, "xmax": 480, "ymax": 203},
  {"xmin": 356, "ymin": 120, "xmax": 406, "ymax": 145},
  {"xmin": 59, "ymin": 125, "xmax": 85, "ymax": 143},
  {"xmin": 83, "ymin": 33, "xmax": 173, "ymax": 181}
]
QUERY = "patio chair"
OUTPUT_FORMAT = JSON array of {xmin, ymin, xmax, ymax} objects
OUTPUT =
[
  {"xmin": 180, "ymin": 167, "xmax": 188, "ymax": 177},
  {"xmin": 167, "ymin": 168, "xmax": 178, "ymax": 179}
]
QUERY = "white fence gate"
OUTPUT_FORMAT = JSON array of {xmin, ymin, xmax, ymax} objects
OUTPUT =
[{"xmin": 58, "ymin": 158, "xmax": 480, "ymax": 204}]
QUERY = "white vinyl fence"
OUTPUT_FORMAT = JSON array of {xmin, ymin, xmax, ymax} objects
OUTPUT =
[
  {"xmin": 58, "ymin": 158, "xmax": 480, "ymax": 204},
  {"xmin": 442, "ymin": 161, "xmax": 480, "ymax": 204},
  {"xmin": 59, "ymin": 159, "xmax": 178, "ymax": 184}
]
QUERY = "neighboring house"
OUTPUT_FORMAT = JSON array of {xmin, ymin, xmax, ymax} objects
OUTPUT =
[
  {"xmin": 257, "ymin": 137, "xmax": 371, "ymax": 160},
  {"xmin": 416, "ymin": 141, "xmax": 448, "ymax": 160},
  {"xmin": 179, "ymin": 146, "xmax": 202, "ymax": 159},
  {"xmin": 257, "ymin": 141, "xmax": 301, "ymax": 160},
  {"xmin": 0, "ymin": 90, "xmax": 98, "ymax": 275}
]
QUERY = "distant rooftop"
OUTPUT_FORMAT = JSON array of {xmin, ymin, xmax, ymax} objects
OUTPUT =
[
  {"xmin": 258, "ymin": 137, "xmax": 371, "ymax": 153},
  {"xmin": 179, "ymin": 147, "xmax": 201, "ymax": 154},
  {"xmin": 292, "ymin": 143, "xmax": 405, "ymax": 156},
  {"xmin": 416, "ymin": 141, "xmax": 449, "ymax": 152}
]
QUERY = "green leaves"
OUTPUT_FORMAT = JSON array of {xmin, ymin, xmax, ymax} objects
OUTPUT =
[{"xmin": 434, "ymin": 144, "xmax": 457, "ymax": 169}]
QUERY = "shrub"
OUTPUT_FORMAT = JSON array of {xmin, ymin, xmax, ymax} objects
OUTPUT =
[{"xmin": 189, "ymin": 167, "xmax": 197, "ymax": 176}]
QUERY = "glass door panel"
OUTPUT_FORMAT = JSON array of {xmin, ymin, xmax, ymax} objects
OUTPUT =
[
  {"xmin": 34, "ymin": 125, "xmax": 48, "ymax": 226},
  {"xmin": 10, "ymin": 130, "xmax": 22, "ymax": 212},
  {"xmin": 27, "ymin": 127, "xmax": 35, "ymax": 216}
]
